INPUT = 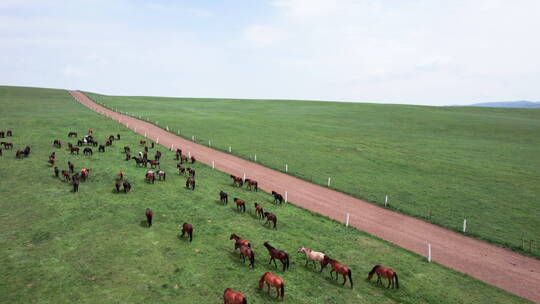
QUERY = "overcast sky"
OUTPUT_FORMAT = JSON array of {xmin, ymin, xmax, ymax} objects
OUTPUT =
[{"xmin": 1, "ymin": 0, "xmax": 539, "ymax": 105}]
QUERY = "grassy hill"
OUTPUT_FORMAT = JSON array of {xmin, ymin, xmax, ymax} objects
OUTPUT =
[
  {"xmin": 85, "ymin": 92, "xmax": 540, "ymax": 257},
  {"xmin": 0, "ymin": 85, "xmax": 529, "ymax": 303}
]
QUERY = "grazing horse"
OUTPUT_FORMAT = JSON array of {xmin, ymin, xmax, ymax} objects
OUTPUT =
[
  {"xmin": 92, "ymin": 141, "xmax": 98, "ymax": 147},
  {"xmin": 245, "ymin": 179, "xmax": 258, "ymax": 191},
  {"xmin": 118, "ymin": 171, "xmax": 124, "ymax": 180},
  {"xmin": 139, "ymin": 140, "xmax": 146, "ymax": 146},
  {"xmin": 70, "ymin": 147, "xmax": 80, "ymax": 154},
  {"xmin": 80, "ymin": 168, "xmax": 89, "ymax": 181},
  {"xmin": 134, "ymin": 157, "xmax": 147, "ymax": 167},
  {"xmin": 180, "ymin": 223, "xmax": 193, "ymax": 242},
  {"xmin": 223, "ymin": 288, "xmax": 247, "ymax": 304},
  {"xmin": 124, "ymin": 146, "xmax": 130, "ymax": 153},
  {"xmin": 263, "ymin": 212, "xmax": 277, "ymax": 229},
  {"xmin": 263, "ymin": 242, "xmax": 289, "ymax": 271},
  {"xmin": 68, "ymin": 132, "xmax": 77, "ymax": 137},
  {"xmin": 115, "ymin": 180, "xmax": 121, "ymax": 192},
  {"xmin": 220, "ymin": 191, "xmax": 228, "ymax": 204},
  {"xmin": 48, "ymin": 156, "xmax": 55, "ymax": 166},
  {"xmin": 271, "ymin": 191, "xmax": 284, "ymax": 204},
  {"xmin": 180, "ymin": 155, "xmax": 188, "ymax": 164},
  {"xmin": 177, "ymin": 164, "xmax": 186, "ymax": 175},
  {"xmin": 6, "ymin": 130, "xmax": 12, "ymax": 137},
  {"xmin": 108, "ymin": 135, "xmax": 115, "ymax": 142},
  {"xmin": 234, "ymin": 198, "xmax": 246, "ymax": 213},
  {"xmin": 156, "ymin": 170, "xmax": 166, "ymax": 181},
  {"xmin": 123, "ymin": 181, "xmax": 131, "ymax": 193},
  {"xmin": 61, "ymin": 170, "xmax": 71, "ymax": 181},
  {"xmin": 83, "ymin": 147, "xmax": 93, "ymax": 155},
  {"xmin": 186, "ymin": 177, "xmax": 195, "ymax": 190},
  {"xmin": 238, "ymin": 244, "xmax": 255, "ymax": 269},
  {"xmin": 321, "ymin": 256, "xmax": 353, "ymax": 288},
  {"xmin": 254, "ymin": 203, "xmax": 264, "ymax": 219},
  {"xmin": 0, "ymin": 131, "xmax": 4, "ymax": 138},
  {"xmin": 143, "ymin": 151, "xmax": 148, "ymax": 160},
  {"xmin": 53, "ymin": 139, "xmax": 62, "ymax": 148},
  {"xmin": 116, "ymin": 134, "xmax": 120, "ymax": 140},
  {"xmin": 125, "ymin": 152, "xmax": 132, "ymax": 161},
  {"xmin": 0, "ymin": 148, "xmax": 2, "ymax": 156},
  {"xmin": 154, "ymin": 150, "xmax": 161, "ymax": 161},
  {"xmin": 2, "ymin": 142, "xmax": 13, "ymax": 149},
  {"xmin": 105, "ymin": 139, "xmax": 112, "ymax": 146},
  {"xmin": 148, "ymin": 160, "xmax": 160, "ymax": 168},
  {"xmin": 15, "ymin": 150, "xmax": 24, "ymax": 159},
  {"xmin": 230, "ymin": 234, "xmax": 251, "ymax": 249},
  {"xmin": 298, "ymin": 247, "xmax": 325, "ymax": 270},
  {"xmin": 187, "ymin": 168, "xmax": 195, "ymax": 177},
  {"xmin": 175, "ymin": 150, "xmax": 181, "ymax": 160},
  {"xmin": 87, "ymin": 128, "xmax": 93, "ymax": 134},
  {"xmin": 367, "ymin": 265, "xmax": 399, "ymax": 289},
  {"xmin": 145, "ymin": 208, "xmax": 153, "ymax": 227},
  {"xmin": 77, "ymin": 139, "xmax": 83, "ymax": 146},
  {"xmin": 145, "ymin": 171, "xmax": 155, "ymax": 184},
  {"xmin": 23, "ymin": 146, "xmax": 31, "ymax": 157},
  {"xmin": 144, "ymin": 146, "xmax": 149, "ymax": 153},
  {"xmin": 258, "ymin": 272, "xmax": 284, "ymax": 300},
  {"xmin": 72, "ymin": 179, "xmax": 80, "ymax": 192},
  {"xmin": 54, "ymin": 166, "xmax": 59, "ymax": 177},
  {"xmin": 230, "ymin": 175, "xmax": 243, "ymax": 187},
  {"xmin": 190, "ymin": 156, "xmax": 196, "ymax": 164},
  {"xmin": 68, "ymin": 161, "xmax": 74, "ymax": 173}
]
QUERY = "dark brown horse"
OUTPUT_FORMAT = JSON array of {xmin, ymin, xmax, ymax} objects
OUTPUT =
[
  {"xmin": 263, "ymin": 212, "xmax": 277, "ymax": 229},
  {"xmin": 123, "ymin": 181, "xmax": 131, "ymax": 193},
  {"xmin": 367, "ymin": 265, "xmax": 399, "ymax": 289},
  {"xmin": 180, "ymin": 155, "xmax": 188, "ymax": 164},
  {"xmin": 238, "ymin": 244, "xmax": 255, "ymax": 269},
  {"xmin": 254, "ymin": 203, "xmax": 264, "ymax": 219},
  {"xmin": 230, "ymin": 175, "xmax": 243, "ymax": 187},
  {"xmin": 180, "ymin": 223, "xmax": 193, "ymax": 242},
  {"xmin": 321, "ymin": 256, "xmax": 353, "ymax": 288},
  {"xmin": 54, "ymin": 166, "xmax": 59, "ymax": 177},
  {"xmin": 145, "ymin": 208, "xmax": 153, "ymax": 227},
  {"xmin": 245, "ymin": 179, "xmax": 258, "ymax": 191},
  {"xmin": 187, "ymin": 168, "xmax": 195, "ymax": 177},
  {"xmin": 258, "ymin": 272, "xmax": 284, "ymax": 300},
  {"xmin": 68, "ymin": 131, "xmax": 77, "ymax": 137},
  {"xmin": 230, "ymin": 234, "xmax": 250, "ymax": 249},
  {"xmin": 1, "ymin": 142, "xmax": 13, "ymax": 149},
  {"xmin": 271, "ymin": 191, "xmax": 283, "ymax": 204},
  {"xmin": 223, "ymin": 288, "xmax": 247, "ymax": 304},
  {"xmin": 186, "ymin": 177, "xmax": 195, "ymax": 190},
  {"xmin": 68, "ymin": 161, "xmax": 74, "ymax": 173},
  {"xmin": 98, "ymin": 145, "xmax": 105, "ymax": 152},
  {"xmin": 220, "ymin": 191, "xmax": 228, "ymax": 204},
  {"xmin": 70, "ymin": 147, "xmax": 80, "ymax": 154},
  {"xmin": 124, "ymin": 146, "xmax": 130, "ymax": 153},
  {"xmin": 83, "ymin": 147, "xmax": 93, "ymax": 155},
  {"xmin": 177, "ymin": 164, "xmax": 186, "ymax": 175},
  {"xmin": 6, "ymin": 130, "xmax": 12, "ymax": 137},
  {"xmin": 234, "ymin": 198, "xmax": 246, "ymax": 213},
  {"xmin": 139, "ymin": 140, "xmax": 146, "ymax": 146},
  {"xmin": 263, "ymin": 242, "xmax": 289, "ymax": 271},
  {"xmin": 125, "ymin": 152, "xmax": 132, "ymax": 160},
  {"xmin": 72, "ymin": 179, "xmax": 80, "ymax": 192},
  {"xmin": 53, "ymin": 139, "xmax": 62, "ymax": 148},
  {"xmin": 61, "ymin": 170, "xmax": 71, "ymax": 181},
  {"xmin": 148, "ymin": 160, "xmax": 160, "ymax": 168},
  {"xmin": 115, "ymin": 180, "xmax": 122, "ymax": 192},
  {"xmin": 190, "ymin": 156, "xmax": 196, "ymax": 164}
]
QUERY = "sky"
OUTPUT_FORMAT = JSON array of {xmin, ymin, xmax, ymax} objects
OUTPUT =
[{"xmin": 1, "ymin": 0, "xmax": 539, "ymax": 106}]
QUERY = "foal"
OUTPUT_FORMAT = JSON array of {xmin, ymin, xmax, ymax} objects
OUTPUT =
[
  {"xmin": 367, "ymin": 265, "xmax": 399, "ymax": 289},
  {"xmin": 180, "ymin": 223, "xmax": 193, "ymax": 242},
  {"xmin": 263, "ymin": 242, "xmax": 289, "ymax": 271},
  {"xmin": 258, "ymin": 272, "xmax": 284, "ymax": 300}
]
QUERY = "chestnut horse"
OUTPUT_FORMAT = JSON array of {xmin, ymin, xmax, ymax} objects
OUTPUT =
[
  {"xmin": 238, "ymin": 244, "xmax": 255, "ymax": 269},
  {"xmin": 145, "ymin": 171, "xmax": 155, "ymax": 184},
  {"xmin": 61, "ymin": 170, "xmax": 71, "ymax": 181},
  {"xmin": 321, "ymin": 255, "xmax": 353, "ymax": 288},
  {"xmin": 258, "ymin": 272, "xmax": 284, "ymax": 300},
  {"xmin": 115, "ymin": 180, "xmax": 121, "ymax": 192},
  {"xmin": 230, "ymin": 175, "xmax": 243, "ymax": 187},
  {"xmin": 223, "ymin": 288, "xmax": 247, "ymax": 304},
  {"xmin": 80, "ymin": 168, "xmax": 89, "ymax": 181},
  {"xmin": 367, "ymin": 265, "xmax": 399, "ymax": 289},
  {"xmin": 53, "ymin": 139, "xmax": 62, "ymax": 148},
  {"xmin": 263, "ymin": 242, "xmax": 289, "ymax": 271},
  {"xmin": 70, "ymin": 147, "xmax": 80, "ymax": 154},
  {"xmin": 186, "ymin": 177, "xmax": 195, "ymax": 190},
  {"xmin": 234, "ymin": 198, "xmax": 246, "ymax": 213},
  {"xmin": 177, "ymin": 164, "xmax": 186, "ymax": 175},
  {"xmin": 254, "ymin": 203, "xmax": 264, "ymax": 219},
  {"xmin": 220, "ymin": 191, "xmax": 228, "ymax": 204},
  {"xmin": 263, "ymin": 212, "xmax": 277, "ymax": 229},
  {"xmin": 245, "ymin": 179, "xmax": 258, "ymax": 191},
  {"xmin": 230, "ymin": 234, "xmax": 250, "ymax": 249},
  {"xmin": 180, "ymin": 223, "xmax": 193, "ymax": 242}
]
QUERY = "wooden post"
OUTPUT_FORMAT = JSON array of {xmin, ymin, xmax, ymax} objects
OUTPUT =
[
  {"xmin": 346, "ymin": 213, "xmax": 350, "ymax": 227},
  {"xmin": 428, "ymin": 244, "xmax": 432, "ymax": 262}
]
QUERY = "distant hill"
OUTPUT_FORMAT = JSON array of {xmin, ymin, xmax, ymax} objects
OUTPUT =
[{"xmin": 468, "ymin": 101, "xmax": 540, "ymax": 108}]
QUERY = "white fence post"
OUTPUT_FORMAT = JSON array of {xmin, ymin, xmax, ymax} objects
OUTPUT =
[
  {"xmin": 192, "ymin": 135, "xmax": 195, "ymax": 141},
  {"xmin": 254, "ymin": 154, "xmax": 257, "ymax": 162},
  {"xmin": 285, "ymin": 164, "xmax": 288, "ymax": 173},
  {"xmin": 166, "ymin": 126, "xmax": 169, "ymax": 131},
  {"xmin": 209, "ymin": 140, "xmax": 211, "ymax": 147},
  {"xmin": 144, "ymin": 132, "xmax": 147, "ymax": 138},
  {"xmin": 285, "ymin": 191, "xmax": 288, "ymax": 203},
  {"xmin": 229, "ymin": 146, "xmax": 232, "ymax": 153},
  {"xmin": 171, "ymin": 144, "xmax": 174, "ymax": 151},
  {"xmin": 243, "ymin": 172, "xmax": 246, "ymax": 181},
  {"xmin": 346, "ymin": 213, "xmax": 350, "ymax": 227},
  {"xmin": 428, "ymin": 244, "xmax": 432, "ymax": 262},
  {"xmin": 177, "ymin": 130, "xmax": 180, "ymax": 135},
  {"xmin": 156, "ymin": 137, "xmax": 159, "ymax": 144},
  {"xmin": 134, "ymin": 127, "xmax": 137, "ymax": 132},
  {"xmin": 327, "ymin": 177, "xmax": 331, "ymax": 187},
  {"xmin": 463, "ymin": 219, "xmax": 467, "ymax": 232},
  {"xmin": 385, "ymin": 195, "xmax": 388, "ymax": 207},
  {"xmin": 188, "ymin": 151, "xmax": 191, "ymax": 158},
  {"xmin": 127, "ymin": 123, "xmax": 129, "ymax": 128},
  {"xmin": 212, "ymin": 161, "xmax": 215, "ymax": 169}
]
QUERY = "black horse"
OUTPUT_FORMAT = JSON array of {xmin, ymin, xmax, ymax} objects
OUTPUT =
[{"xmin": 83, "ymin": 147, "xmax": 93, "ymax": 155}]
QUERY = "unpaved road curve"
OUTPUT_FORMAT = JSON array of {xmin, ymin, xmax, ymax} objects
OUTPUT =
[{"xmin": 70, "ymin": 90, "xmax": 540, "ymax": 303}]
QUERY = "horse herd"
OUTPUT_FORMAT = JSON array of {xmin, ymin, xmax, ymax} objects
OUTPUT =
[{"xmin": 5, "ymin": 127, "xmax": 400, "ymax": 303}]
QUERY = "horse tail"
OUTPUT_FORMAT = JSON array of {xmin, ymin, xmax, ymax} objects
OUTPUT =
[
  {"xmin": 368, "ymin": 265, "xmax": 380, "ymax": 276},
  {"xmin": 280, "ymin": 282, "xmax": 285, "ymax": 298},
  {"xmin": 348, "ymin": 269, "xmax": 353, "ymax": 288},
  {"xmin": 274, "ymin": 217, "xmax": 277, "ymax": 229},
  {"xmin": 285, "ymin": 254, "xmax": 289, "ymax": 269},
  {"xmin": 394, "ymin": 273, "xmax": 399, "ymax": 289},
  {"xmin": 255, "ymin": 183, "xmax": 258, "ymax": 191},
  {"xmin": 243, "ymin": 297, "xmax": 247, "ymax": 304},
  {"xmin": 249, "ymin": 250, "xmax": 255, "ymax": 267}
]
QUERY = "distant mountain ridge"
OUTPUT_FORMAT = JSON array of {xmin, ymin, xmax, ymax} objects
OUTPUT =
[{"xmin": 467, "ymin": 101, "xmax": 540, "ymax": 108}]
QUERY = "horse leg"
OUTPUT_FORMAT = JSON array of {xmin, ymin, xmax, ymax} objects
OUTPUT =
[
  {"xmin": 387, "ymin": 277, "xmax": 392, "ymax": 288},
  {"xmin": 312, "ymin": 260, "xmax": 316, "ymax": 268},
  {"xmin": 342, "ymin": 274, "xmax": 347, "ymax": 285},
  {"xmin": 281, "ymin": 260, "xmax": 286, "ymax": 271},
  {"xmin": 305, "ymin": 259, "xmax": 309, "ymax": 266},
  {"xmin": 273, "ymin": 258, "xmax": 278, "ymax": 269}
]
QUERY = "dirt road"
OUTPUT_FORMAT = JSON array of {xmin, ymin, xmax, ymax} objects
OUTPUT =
[{"xmin": 69, "ymin": 90, "xmax": 540, "ymax": 302}]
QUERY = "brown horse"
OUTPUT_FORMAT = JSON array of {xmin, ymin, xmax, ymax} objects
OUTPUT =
[
  {"xmin": 234, "ymin": 198, "xmax": 246, "ymax": 213},
  {"xmin": 245, "ymin": 179, "xmax": 258, "ymax": 191},
  {"xmin": 180, "ymin": 223, "xmax": 193, "ymax": 242},
  {"xmin": 15, "ymin": 149, "xmax": 23, "ymax": 159},
  {"xmin": 80, "ymin": 168, "xmax": 90, "ymax": 181},
  {"xmin": 263, "ymin": 212, "xmax": 277, "ymax": 229},
  {"xmin": 220, "ymin": 191, "xmax": 228, "ymax": 204},
  {"xmin": 68, "ymin": 161, "xmax": 74, "ymax": 173},
  {"xmin": 2, "ymin": 142, "xmax": 13, "ymax": 149},
  {"xmin": 263, "ymin": 242, "xmax": 289, "ymax": 271},
  {"xmin": 254, "ymin": 203, "xmax": 264, "ymax": 219},
  {"xmin": 156, "ymin": 170, "xmax": 166, "ymax": 181},
  {"xmin": 230, "ymin": 175, "xmax": 243, "ymax": 187},
  {"xmin": 72, "ymin": 179, "xmax": 80, "ymax": 192},
  {"xmin": 321, "ymin": 256, "xmax": 353, "ymax": 288},
  {"xmin": 105, "ymin": 139, "xmax": 112, "ymax": 146},
  {"xmin": 177, "ymin": 164, "xmax": 186, "ymax": 175},
  {"xmin": 125, "ymin": 152, "xmax": 132, "ymax": 160},
  {"xmin": 48, "ymin": 157, "xmax": 55, "ymax": 166},
  {"xmin": 6, "ymin": 130, "xmax": 12, "ymax": 137},
  {"xmin": 118, "ymin": 171, "xmax": 124, "ymax": 180},
  {"xmin": 187, "ymin": 168, "xmax": 195, "ymax": 177},
  {"xmin": 124, "ymin": 146, "xmax": 130, "ymax": 153},
  {"xmin": 223, "ymin": 288, "xmax": 247, "ymax": 304},
  {"xmin": 367, "ymin": 265, "xmax": 399, "ymax": 289},
  {"xmin": 123, "ymin": 181, "xmax": 131, "ymax": 193},
  {"xmin": 271, "ymin": 191, "xmax": 283, "ymax": 204},
  {"xmin": 180, "ymin": 155, "xmax": 188, "ymax": 164},
  {"xmin": 61, "ymin": 170, "xmax": 71, "ymax": 181},
  {"xmin": 190, "ymin": 156, "xmax": 196, "ymax": 164},
  {"xmin": 53, "ymin": 139, "xmax": 62, "ymax": 148},
  {"xmin": 54, "ymin": 166, "xmax": 59, "ymax": 177},
  {"xmin": 145, "ymin": 171, "xmax": 155, "ymax": 184},
  {"xmin": 186, "ymin": 177, "xmax": 195, "ymax": 190},
  {"xmin": 258, "ymin": 272, "xmax": 284, "ymax": 300},
  {"xmin": 148, "ymin": 160, "xmax": 160, "ymax": 168},
  {"xmin": 139, "ymin": 140, "xmax": 146, "ymax": 146},
  {"xmin": 145, "ymin": 208, "xmax": 153, "ymax": 227},
  {"xmin": 70, "ymin": 147, "xmax": 80, "ymax": 154},
  {"xmin": 230, "ymin": 234, "xmax": 250, "ymax": 249},
  {"xmin": 115, "ymin": 180, "xmax": 121, "ymax": 192},
  {"xmin": 238, "ymin": 244, "xmax": 255, "ymax": 269}
]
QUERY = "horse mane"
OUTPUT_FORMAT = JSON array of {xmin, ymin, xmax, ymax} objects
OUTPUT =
[{"xmin": 368, "ymin": 265, "xmax": 381, "ymax": 276}]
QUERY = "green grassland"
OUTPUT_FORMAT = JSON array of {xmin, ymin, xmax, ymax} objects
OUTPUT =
[
  {"xmin": 85, "ymin": 92, "xmax": 540, "ymax": 257},
  {"xmin": 0, "ymin": 86, "xmax": 529, "ymax": 303}
]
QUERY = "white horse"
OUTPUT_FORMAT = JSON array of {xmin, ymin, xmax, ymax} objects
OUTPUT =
[{"xmin": 298, "ymin": 246, "xmax": 325, "ymax": 270}]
